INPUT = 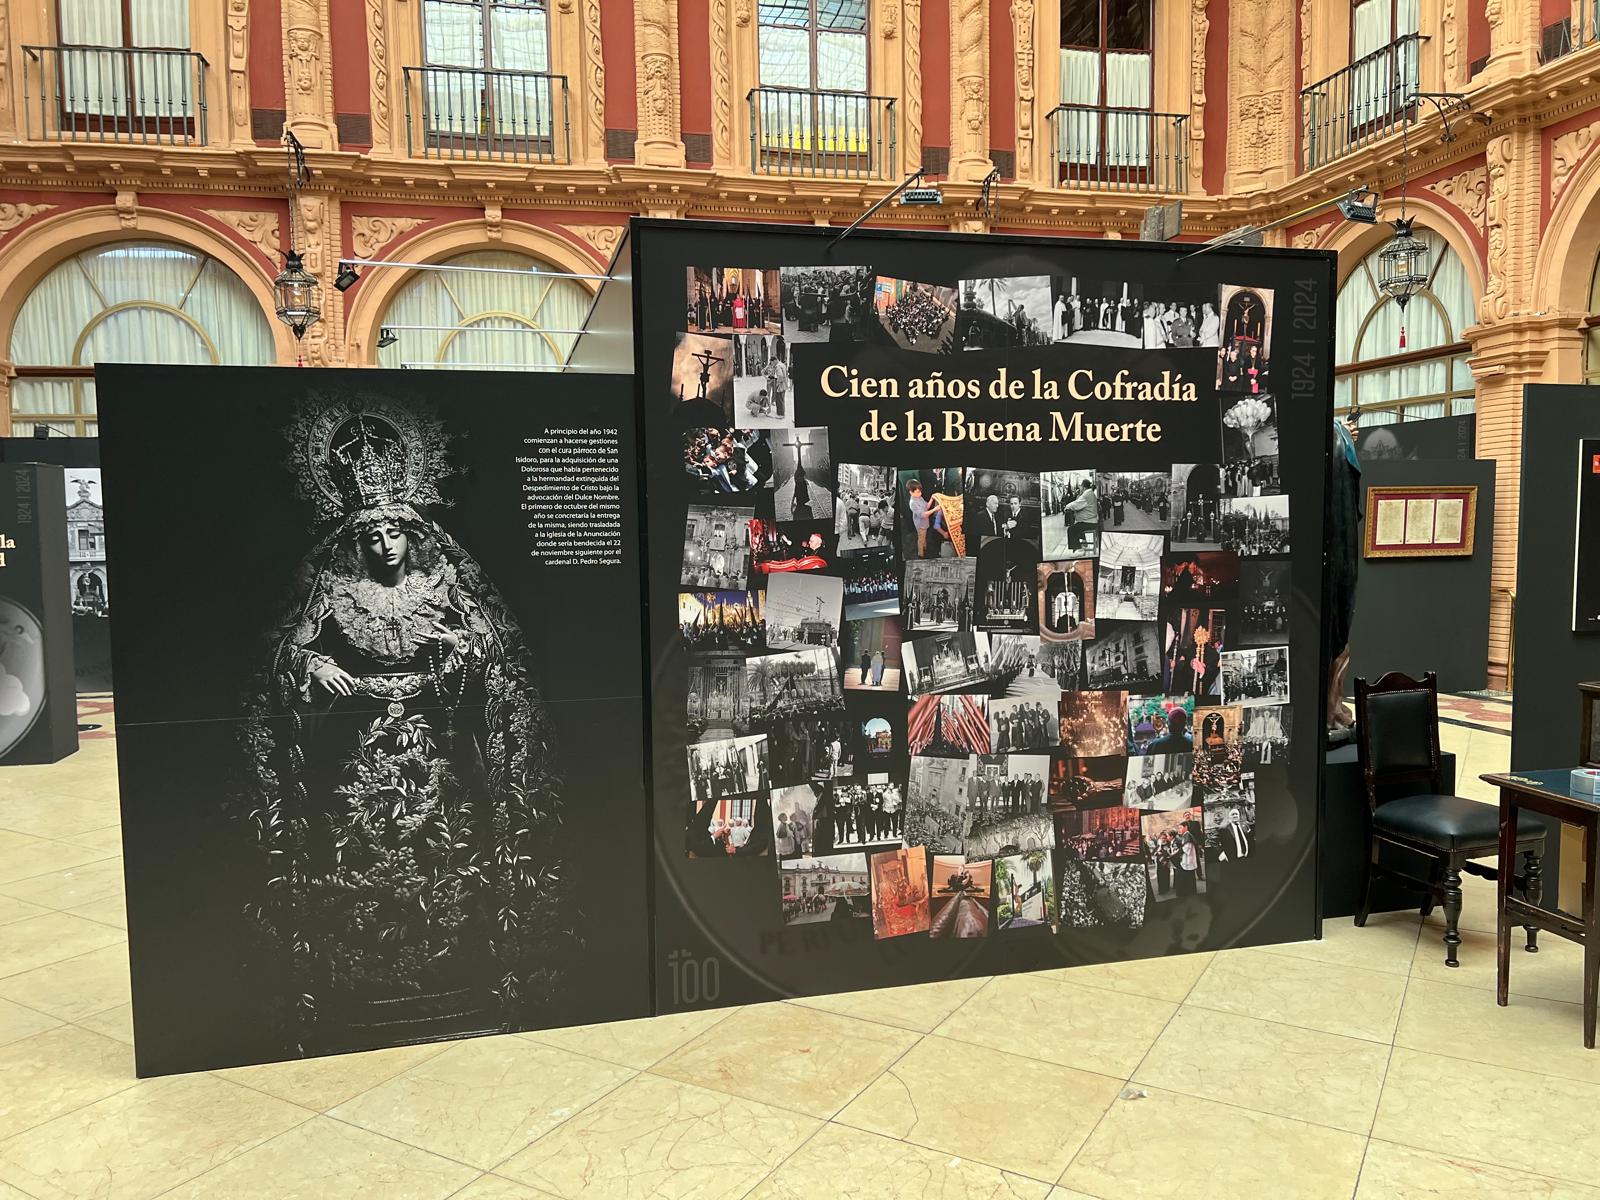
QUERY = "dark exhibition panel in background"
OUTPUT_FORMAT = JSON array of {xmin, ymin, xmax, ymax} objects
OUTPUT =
[
  {"xmin": 0, "ymin": 463, "xmax": 78, "ymax": 765},
  {"xmin": 1347, "ymin": 457, "xmax": 1496, "ymax": 695},
  {"xmin": 628, "ymin": 220, "xmax": 1336, "ymax": 1014},
  {"xmin": 1353, "ymin": 413, "xmax": 1475, "ymax": 463},
  {"xmin": 97, "ymin": 366, "xmax": 651, "ymax": 1076},
  {"xmin": 0, "ymin": 437, "xmax": 111, "ymax": 693}
]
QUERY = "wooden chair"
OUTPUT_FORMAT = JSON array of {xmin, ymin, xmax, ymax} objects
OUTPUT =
[{"xmin": 1354, "ymin": 671, "xmax": 1546, "ymax": 966}]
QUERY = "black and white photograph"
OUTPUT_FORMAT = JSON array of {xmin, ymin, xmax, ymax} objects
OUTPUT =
[
  {"xmin": 969, "ymin": 754, "xmax": 1049, "ymax": 830},
  {"xmin": 745, "ymin": 647, "xmax": 843, "ymax": 722},
  {"xmin": 903, "ymin": 557, "xmax": 977, "ymax": 632},
  {"xmin": 1170, "ymin": 464, "xmax": 1225, "ymax": 549},
  {"xmin": 929, "ymin": 856, "xmax": 993, "ymax": 938},
  {"xmin": 763, "ymin": 710, "xmax": 855, "ymax": 785},
  {"xmin": 688, "ymin": 651, "xmax": 752, "ymax": 741},
  {"xmin": 686, "ymin": 266, "xmax": 782, "ymax": 335},
  {"xmin": 770, "ymin": 427, "xmax": 834, "ymax": 521},
  {"xmin": 1241, "ymin": 703, "xmax": 1290, "ymax": 767},
  {"xmin": 1239, "ymin": 560, "xmax": 1290, "ymax": 644},
  {"xmin": 1036, "ymin": 639, "xmax": 1085, "ymax": 691},
  {"xmin": 731, "ymin": 333, "xmax": 792, "ymax": 428},
  {"xmin": 1217, "ymin": 283, "xmax": 1273, "ymax": 394},
  {"xmin": 1204, "ymin": 796, "xmax": 1256, "ymax": 864},
  {"xmin": 990, "ymin": 634, "xmax": 1062, "ymax": 695},
  {"xmin": 841, "ymin": 616, "xmax": 902, "ymax": 690},
  {"xmin": 687, "ymin": 734, "xmax": 771, "ymax": 805},
  {"xmin": 1049, "ymin": 754, "xmax": 1128, "ymax": 809},
  {"xmin": 771, "ymin": 783, "xmax": 823, "ymax": 858},
  {"xmin": 1059, "ymin": 690, "xmax": 1130, "ymax": 758},
  {"xmin": 1085, "ymin": 620, "xmax": 1162, "ymax": 694},
  {"xmin": 965, "ymin": 469, "xmax": 1041, "ymax": 543},
  {"xmin": 1038, "ymin": 559, "xmax": 1096, "ymax": 643},
  {"xmin": 903, "ymin": 630, "xmax": 994, "ymax": 696},
  {"xmin": 843, "ymin": 548, "xmax": 899, "ymax": 618},
  {"xmin": 908, "ymin": 693, "xmax": 991, "ymax": 757},
  {"xmin": 682, "ymin": 427, "xmax": 772, "ymax": 495},
  {"xmin": 1192, "ymin": 706, "xmax": 1245, "ymax": 794},
  {"xmin": 1097, "ymin": 471, "xmax": 1171, "ymax": 533},
  {"xmin": 679, "ymin": 589, "xmax": 765, "ymax": 655},
  {"xmin": 687, "ymin": 792, "xmax": 774, "ymax": 859},
  {"xmin": 64, "ymin": 468, "xmax": 109, "ymax": 616},
  {"xmin": 1096, "ymin": 531, "xmax": 1163, "ymax": 620},
  {"xmin": 873, "ymin": 276, "xmax": 958, "ymax": 353},
  {"xmin": 956, "ymin": 275, "xmax": 1054, "ymax": 350},
  {"xmin": 1048, "ymin": 277, "xmax": 1219, "ymax": 348},
  {"xmin": 1220, "ymin": 495, "xmax": 1290, "ymax": 557},
  {"xmin": 781, "ymin": 265, "xmax": 874, "ymax": 343},
  {"xmin": 1057, "ymin": 856, "xmax": 1147, "ymax": 930},
  {"xmin": 683, "ymin": 503, "xmax": 754, "ymax": 589},
  {"xmin": 671, "ymin": 331, "xmax": 735, "ymax": 425},
  {"xmin": 966, "ymin": 812, "xmax": 1054, "ymax": 860},
  {"xmin": 823, "ymin": 777, "xmax": 905, "ymax": 849},
  {"xmin": 763, "ymin": 573, "xmax": 844, "ymax": 650},
  {"xmin": 1127, "ymin": 694, "xmax": 1197, "ymax": 756},
  {"xmin": 835, "ymin": 463, "xmax": 897, "ymax": 555},
  {"xmin": 1041, "ymin": 469, "xmax": 1100, "ymax": 559},
  {"xmin": 1221, "ymin": 395, "xmax": 1281, "ymax": 496},
  {"xmin": 1220, "ymin": 645, "xmax": 1290, "ymax": 708},
  {"xmin": 750, "ymin": 518, "xmax": 834, "ymax": 575},
  {"xmin": 903, "ymin": 755, "xmax": 972, "ymax": 854},
  {"xmin": 779, "ymin": 853, "xmax": 870, "ymax": 924},
  {"xmin": 989, "ymin": 696, "xmax": 1059, "ymax": 752},
  {"xmin": 993, "ymin": 851, "xmax": 1055, "ymax": 930},
  {"xmin": 976, "ymin": 535, "xmax": 1040, "ymax": 633},
  {"xmin": 1056, "ymin": 804, "xmax": 1142, "ymax": 862},
  {"xmin": 1124, "ymin": 754, "xmax": 1195, "ymax": 811},
  {"xmin": 898, "ymin": 468, "xmax": 972, "ymax": 559},
  {"xmin": 1143, "ymin": 807, "xmax": 1207, "ymax": 902}
]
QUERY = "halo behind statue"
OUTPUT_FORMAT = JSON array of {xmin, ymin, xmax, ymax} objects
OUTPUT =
[{"xmin": 286, "ymin": 393, "xmax": 454, "ymax": 525}]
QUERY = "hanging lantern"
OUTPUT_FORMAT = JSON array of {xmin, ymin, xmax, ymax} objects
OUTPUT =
[
  {"xmin": 1377, "ymin": 217, "xmax": 1429, "ymax": 348},
  {"xmin": 273, "ymin": 250, "xmax": 322, "ymax": 341}
]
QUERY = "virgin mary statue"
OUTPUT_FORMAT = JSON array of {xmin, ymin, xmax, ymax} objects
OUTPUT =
[{"xmin": 237, "ymin": 395, "xmax": 572, "ymax": 1057}]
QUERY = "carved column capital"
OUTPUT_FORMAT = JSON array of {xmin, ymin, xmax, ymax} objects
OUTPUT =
[
  {"xmin": 282, "ymin": 0, "xmax": 337, "ymax": 149},
  {"xmin": 949, "ymin": 0, "xmax": 992, "ymax": 181},
  {"xmin": 635, "ymin": 0, "xmax": 686, "ymax": 168},
  {"xmin": 1010, "ymin": 0, "xmax": 1037, "ymax": 183}
]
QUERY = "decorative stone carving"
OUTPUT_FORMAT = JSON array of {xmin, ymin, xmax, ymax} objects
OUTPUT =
[
  {"xmin": 950, "ymin": 0, "xmax": 991, "ymax": 181},
  {"xmin": 712, "ymin": 0, "xmax": 732, "ymax": 163},
  {"xmin": 1441, "ymin": 0, "xmax": 1461, "ymax": 85},
  {"xmin": 484, "ymin": 201, "xmax": 503, "ymax": 241},
  {"xmin": 365, "ymin": 0, "xmax": 390, "ymax": 148},
  {"xmin": 1191, "ymin": 0, "xmax": 1210, "ymax": 192},
  {"xmin": 1227, "ymin": 0, "xmax": 1293, "ymax": 191},
  {"xmin": 903, "ymin": 1, "xmax": 923, "ymax": 171},
  {"xmin": 283, "ymin": 0, "xmax": 336, "ymax": 149},
  {"xmin": 1291, "ymin": 227, "xmax": 1323, "ymax": 250},
  {"xmin": 226, "ymin": 0, "xmax": 251, "ymax": 144},
  {"xmin": 582, "ymin": 0, "xmax": 605, "ymax": 163},
  {"xmin": 1298, "ymin": 0, "xmax": 1311, "ymax": 85},
  {"xmin": 295, "ymin": 192, "xmax": 341, "ymax": 366},
  {"xmin": 0, "ymin": 203, "xmax": 53, "ymax": 237},
  {"xmin": 115, "ymin": 191, "xmax": 138, "ymax": 230},
  {"xmin": 1479, "ymin": 135, "xmax": 1511, "ymax": 324},
  {"xmin": 1552, "ymin": 121, "xmax": 1600, "ymax": 205},
  {"xmin": 735, "ymin": 0, "xmax": 752, "ymax": 27},
  {"xmin": 635, "ymin": 1, "xmax": 686, "ymax": 168},
  {"xmin": 1425, "ymin": 164, "xmax": 1489, "ymax": 226},
  {"xmin": 351, "ymin": 214, "xmax": 426, "ymax": 261},
  {"xmin": 1011, "ymin": 1, "xmax": 1035, "ymax": 182},
  {"xmin": 203, "ymin": 209, "xmax": 282, "ymax": 266},
  {"xmin": 564, "ymin": 223, "xmax": 625, "ymax": 262},
  {"xmin": 883, "ymin": 0, "xmax": 899, "ymax": 38}
]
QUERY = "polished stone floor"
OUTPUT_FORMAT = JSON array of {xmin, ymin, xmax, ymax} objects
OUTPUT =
[{"xmin": 0, "ymin": 701, "xmax": 1597, "ymax": 1199}]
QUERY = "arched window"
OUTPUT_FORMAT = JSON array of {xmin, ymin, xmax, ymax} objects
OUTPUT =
[
  {"xmin": 1583, "ymin": 254, "xmax": 1600, "ymax": 385},
  {"xmin": 1334, "ymin": 228, "xmax": 1476, "ymax": 425},
  {"xmin": 374, "ymin": 249, "xmax": 591, "ymax": 371},
  {"xmin": 8, "ymin": 241, "xmax": 275, "ymax": 436}
]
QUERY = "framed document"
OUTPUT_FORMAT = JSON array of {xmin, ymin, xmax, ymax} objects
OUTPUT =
[{"xmin": 1362, "ymin": 485, "xmax": 1478, "ymax": 558}]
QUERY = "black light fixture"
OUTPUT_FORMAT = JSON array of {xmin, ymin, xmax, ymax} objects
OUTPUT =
[
  {"xmin": 376, "ymin": 326, "xmax": 398, "ymax": 348},
  {"xmin": 1374, "ymin": 103, "xmax": 1438, "ymax": 349},
  {"xmin": 273, "ymin": 131, "xmax": 321, "ymax": 343},
  {"xmin": 334, "ymin": 262, "xmax": 360, "ymax": 292}
]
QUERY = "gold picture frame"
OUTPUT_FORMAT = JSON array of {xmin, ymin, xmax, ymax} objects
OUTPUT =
[{"xmin": 1362, "ymin": 485, "xmax": 1478, "ymax": 559}]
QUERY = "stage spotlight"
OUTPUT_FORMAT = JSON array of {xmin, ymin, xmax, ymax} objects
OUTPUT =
[
  {"xmin": 376, "ymin": 327, "xmax": 398, "ymax": 349},
  {"xmin": 334, "ymin": 262, "xmax": 360, "ymax": 291},
  {"xmin": 1336, "ymin": 187, "xmax": 1380, "ymax": 225},
  {"xmin": 901, "ymin": 186, "xmax": 944, "ymax": 206}
]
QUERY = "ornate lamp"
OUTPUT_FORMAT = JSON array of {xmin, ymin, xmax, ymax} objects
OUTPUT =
[
  {"xmin": 1376, "ymin": 216, "xmax": 1429, "ymax": 348},
  {"xmin": 273, "ymin": 250, "xmax": 322, "ymax": 340}
]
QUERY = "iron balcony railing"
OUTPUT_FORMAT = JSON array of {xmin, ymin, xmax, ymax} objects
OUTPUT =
[
  {"xmin": 1540, "ymin": 2, "xmax": 1600, "ymax": 63},
  {"xmin": 403, "ymin": 65, "xmax": 570, "ymax": 164},
  {"xmin": 748, "ymin": 87, "xmax": 897, "ymax": 180},
  {"xmin": 1046, "ymin": 105, "xmax": 1189, "ymax": 193},
  {"xmin": 23, "ymin": 45, "xmax": 207, "ymax": 145},
  {"xmin": 1300, "ymin": 32, "xmax": 1423, "ymax": 170}
]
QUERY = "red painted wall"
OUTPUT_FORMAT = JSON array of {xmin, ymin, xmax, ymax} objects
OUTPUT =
[
  {"xmin": 1468, "ymin": 1, "xmax": 1490, "ymax": 71},
  {"xmin": 1543, "ymin": 0, "xmax": 1572, "ymax": 36},
  {"xmin": 601, "ymin": 2, "xmax": 636, "ymax": 141},
  {"xmin": 250, "ymin": 0, "xmax": 285, "ymax": 114},
  {"xmin": 1202, "ymin": 0, "xmax": 1229, "ymax": 194},
  {"xmin": 923, "ymin": 0, "xmax": 951, "ymax": 166},
  {"xmin": 329, "ymin": 0, "xmax": 371, "ymax": 137},
  {"xmin": 679, "ymin": 0, "xmax": 712, "ymax": 164},
  {"xmin": 988, "ymin": 0, "xmax": 1015, "ymax": 166}
]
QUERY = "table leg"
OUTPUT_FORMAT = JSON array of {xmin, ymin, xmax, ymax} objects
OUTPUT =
[
  {"xmin": 1497, "ymin": 791, "xmax": 1515, "ymax": 1007},
  {"xmin": 1524, "ymin": 848, "xmax": 1542, "ymax": 953}
]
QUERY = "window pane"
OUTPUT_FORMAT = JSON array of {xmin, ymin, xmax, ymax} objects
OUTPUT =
[
  {"xmin": 425, "ymin": 0, "xmax": 485, "ymax": 67},
  {"xmin": 819, "ymin": 0, "xmax": 867, "ymax": 33},
  {"xmin": 1396, "ymin": 0, "xmax": 1421, "ymax": 37},
  {"xmin": 1060, "ymin": 47, "xmax": 1101, "ymax": 105},
  {"xmin": 490, "ymin": 2, "xmax": 549, "ymax": 72},
  {"xmin": 61, "ymin": 0, "xmax": 122, "ymax": 44},
  {"xmin": 760, "ymin": 25, "xmax": 813, "ymax": 88},
  {"xmin": 759, "ymin": 0, "xmax": 811, "ymax": 28},
  {"xmin": 131, "ymin": 0, "xmax": 190, "ymax": 48},
  {"xmin": 1352, "ymin": 0, "xmax": 1391, "ymax": 59},
  {"xmin": 1060, "ymin": 0, "xmax": 1099, "ymax": 48},
  {"xmin": 1107, "ymin": 0, "xmax": 1150, "ymax": 50},
  {"xmin": 1105, "ymin": 51, "xmax": 1151, "ymax": 109},
  {"xmin": 818, "ymin": 31, "xmax": 867, "ymax": 91}
]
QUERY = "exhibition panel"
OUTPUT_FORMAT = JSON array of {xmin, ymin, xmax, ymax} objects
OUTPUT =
[{"xmin": 630, "ymin": 221, "xmax": 1336, "ymax": 1013}]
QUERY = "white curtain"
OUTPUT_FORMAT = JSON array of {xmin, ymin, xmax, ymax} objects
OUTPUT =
[
  {"xmin": 58, "ymin": 0, "xmax": 190, "ymax": 120},
  {"xmin": 376, "ymin": 251, "xmax": 592, "ymax": 372},
  {"xmin": 1059, "ymin": 48, "xmax": 1101, "ymax": 163},
  {"xmin": 1104, "ymin": 53, "xmax": 1152, "ymax": 166},
  {"xmin": 423, "ymin": 1, "xmax": 552, "ymax": 139}
]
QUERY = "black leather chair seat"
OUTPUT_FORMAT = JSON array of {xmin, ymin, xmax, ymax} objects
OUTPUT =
[{"xmin": 1374, "ymin": 793, "xmax": 1542, "ymax": 850}]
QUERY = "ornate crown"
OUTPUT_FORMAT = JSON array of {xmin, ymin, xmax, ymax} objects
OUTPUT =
[{"xmin": 286, "ymin": 392, "xmax": 453, "ymax": 524}]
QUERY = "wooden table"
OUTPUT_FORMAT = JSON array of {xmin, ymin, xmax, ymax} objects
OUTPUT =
[{"xmin": 1481, "ymin": 770, "xmax": 1598, "ymax": 1048}]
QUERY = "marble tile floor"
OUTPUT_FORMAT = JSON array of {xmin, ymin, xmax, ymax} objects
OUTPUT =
[{"xmin": 2, "ymin": 712, "xmax": 1599, "ymax": 1198}]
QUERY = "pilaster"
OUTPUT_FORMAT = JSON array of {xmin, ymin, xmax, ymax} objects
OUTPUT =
[
  {"xmin": 1225, "ymin": 0, "xmax": 1295, "ymax": 193},
  {"xmin": 949, "ymin": 0, "xmax": 991, "ymax": 182},
  {"xmin": 282, "ymin": 0, "xmax": 338, "ymax": 150},
  {"xmin": 634, "ymin": 0, "xmax": 685, "ymax": 169}
]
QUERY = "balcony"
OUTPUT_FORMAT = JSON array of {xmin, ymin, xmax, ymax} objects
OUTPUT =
[
  {"xmin": 1300, "ymin": 33, "xmax": 1423, "ymax": 171},
  {"xmin": 23, "ymin": 45, "xmax": 208, "ymax": 146},
  {"xmin": 1540, "ymin": 2, "xmax": 1600, "ymax": 63},
  {"xmin": 1046, "ymin": 105, "xmax": 1189, "ymax": 193},
  {"xmin": 403, "ymin": 65, "xmax": 570, "ymax": 164},
  {"xmin": 747, "ymin": 87, "xmax": 897, "ymax": 180}
]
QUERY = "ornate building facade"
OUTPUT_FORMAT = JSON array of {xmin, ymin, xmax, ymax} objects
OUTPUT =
[{"xmin": 1, "ymin": 0, "xmax": 1597, "ymax": 685}]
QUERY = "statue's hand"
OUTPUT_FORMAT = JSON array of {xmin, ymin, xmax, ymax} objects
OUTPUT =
[{"xmin": 310, "ymin": 661, "xmax": 356, "ymax": 698}]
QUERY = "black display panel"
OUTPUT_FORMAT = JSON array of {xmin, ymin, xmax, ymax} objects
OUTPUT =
[
  {"xmin": 97, "ymin": 365, "xmax": 651, "ymax": 1076},
  {"xmin": 632, "ymin": 221, "xmax": 1335, "ymax": 1013},
  {"xmin": 0, "ymin": 463, "xmax": 78, "ymax": 764}
]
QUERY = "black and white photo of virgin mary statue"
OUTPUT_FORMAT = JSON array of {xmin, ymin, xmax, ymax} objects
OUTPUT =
[{"xmin": 236, "ymin": 396, "xmax": 574, "ymax": 1058}]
